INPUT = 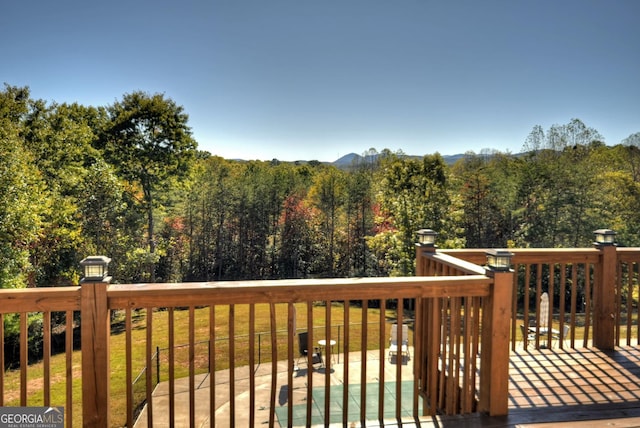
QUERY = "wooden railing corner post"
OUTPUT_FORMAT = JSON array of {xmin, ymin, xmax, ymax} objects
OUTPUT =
[
  {"xmin": 479, "ymin": 267, "xmax": 513, "ymax": 416},
  {"xmin": 415, "ymin": 242, "xmax": 437, "ymax": 277},
  {"xmin": 80, "ymin": 276, "xmax": 112, "ymax": 427},
  {"xmin": 593, "ymin": 242, "xmax": 617, "ymax": 350}
]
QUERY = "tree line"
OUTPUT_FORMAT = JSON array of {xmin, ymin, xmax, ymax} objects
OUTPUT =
[{"xmin": 2, "ymin": 83, "xmax": 640, "ymax": 290}]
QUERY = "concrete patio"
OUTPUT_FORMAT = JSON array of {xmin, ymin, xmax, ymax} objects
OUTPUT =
[
  {"xmin": 133, "ymin": 348, "xmax": 418, "ymax": 427},
  {"xmin": 133, "ymin": 346, "xmax": 640, "ymax": 427}
]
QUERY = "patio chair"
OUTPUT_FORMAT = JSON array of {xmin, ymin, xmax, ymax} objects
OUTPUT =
[
  {"xmin": 520, "ymin": 324, "xmax": 536, "ymax": 349},
  {"xmin": 295, "ymin": 332, "xmax": 323, "ymax": 370},
  {"xmin": 553, "ymin": 324, "xmax": 571, "ymax": 347},
  {"xmin": 388, "ymin": 324, "xmax": 410, "ymax": 361}
]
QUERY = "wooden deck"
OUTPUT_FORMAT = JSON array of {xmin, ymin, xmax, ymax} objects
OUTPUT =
[{"xmin": 430, "ymin": 346, "xmax": 640, "ymax": 427}]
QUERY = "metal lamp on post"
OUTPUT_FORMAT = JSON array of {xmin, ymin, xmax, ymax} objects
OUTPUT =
[
  {"xmin": 415, "ymin": 228, "xmax": 438, "ymax": 277},
  {"xmin": 80, "ymin": 256, "xmax": 111, "ymax": 282},
  {"xmin": 485, "ymin": 249, "xmax": 514, "ymax": 272},
  {"xmin": 416, "ymin": 229, "xmax": 438, "ymax": 248},
  {"xmin": 594, "ymin": 229, "xmax": 616, "ymax": 246}
]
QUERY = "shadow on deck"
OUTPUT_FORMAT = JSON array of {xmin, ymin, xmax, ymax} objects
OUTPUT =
[{"xmin": 498, "ymin": 346, "xmax": 640, "ymax": 426}]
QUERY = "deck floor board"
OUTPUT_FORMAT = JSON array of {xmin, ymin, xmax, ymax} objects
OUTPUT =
[{"xmin": 457, "ymin": 346, "xmax": 640, "ymax": 427}]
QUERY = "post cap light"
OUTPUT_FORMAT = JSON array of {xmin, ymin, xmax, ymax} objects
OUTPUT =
[
  {"xmin": 80, "ymin": 256, "xmax": 111, "ymax": 281},
  {"xmin": 594, "ymin": 229, "xmax": 616, "ymax": 246},
  {"xmin": 416, "ymin": 229, "xmax": 438, "ymax": 247},
  {"xmin": 486, "ymin": 249, "xmax": 513, "ymax": 272}
]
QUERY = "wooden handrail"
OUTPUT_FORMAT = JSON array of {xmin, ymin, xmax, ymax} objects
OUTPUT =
[
  {"xmin": 0, "ymin": 287, "xmax": 81, "ymax": 312},
  {"xmin": 442, "ymin": 248, "xmax": 600, "ymax": 264},
  {"xmin": 107, "ymin": 276, "xmax": 492, "ymax": 308},
  {"xmin": 420, "ymin": 251, "xmax": 487, "ymax": 275}
]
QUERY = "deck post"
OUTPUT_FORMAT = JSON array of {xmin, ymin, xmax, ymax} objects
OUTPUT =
[
  {"xmin": 593, "ymin": 242, "xmax": 616, "ymax": 350},
  {"xmin": 415, "ymin": 242, "xmax": 436, "ymax": 276},
  {"xmin": 81, "ymin": 277, "xmax": 111, "ymax": 427},
  {"xmin": 478, "ymin": 267, "xmax": 513, "ymax": 416},
  {"xmin": 414, "ymin": 232, "xmax": 437, "ymax": 415}
]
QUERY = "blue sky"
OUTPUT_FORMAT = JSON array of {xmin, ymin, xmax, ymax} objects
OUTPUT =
[{"xmin": 2, "ymin": 1, "xmax": 638, "ymax": 162}]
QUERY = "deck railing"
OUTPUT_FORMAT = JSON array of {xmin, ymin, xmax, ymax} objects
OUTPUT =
[
  {"xmin": 616, "ymin": 248, "xmax": 640, "ymax": 346},
  {"xmin": 2, "ymin": 242, "xmax": 636, "ymax": 426},
  {"xmin": 0, "ymin": 247, "xmax": 516, "ymax": 426},
  {"xmin": 415, "ymin": 246, "xmax": 513, "ymax": 416},
  {"xmin": 443, "ymin": 244, "xmax": 640, "ymax": 351}
]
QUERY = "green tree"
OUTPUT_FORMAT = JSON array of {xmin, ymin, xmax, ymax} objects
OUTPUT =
[
  {"xmin": 344, "ymin": 165, "xmax": 375, "ymax": 276},
  {"xmin": 516, "ymin": 119, "xmax": 603, "ymax": 247},
  {"xmin": 598, "ymin": 139, "xmax": 640, "ymax": 246},
  {"xmin": 370, "ymin": 153, "xmax": 450, "ymax": 276},
  {"xmin": 185, "ymin": 156, "xmax": 233, "ymax": 281},
  {"xmin": 100, "ymin": 91, "xmax": 197, "ymax": 280},
  {"xmin": 307, "ymin": 166, "xmax": 346, "ymax": 276},
  {"xmin": 22, "ymin": 101, "xmax": 106, "ymax": 284},
  {"xmin": 0, "ymin": 85, "xmax": 49, "ymax": 288},
  {"xmin": 620, "ymin": 132, "xmax": 640, "ymax": 182},
  {"xmin": 454, "ymin": 152, "xmax": 494, "ymax": 247},
  {"xmin": 77, "ymin": 160, "xmax": 144, "ymax": 282},
  {"xmin": 452, "ymin": 150, "xmax": 521, "ymax": 248}
]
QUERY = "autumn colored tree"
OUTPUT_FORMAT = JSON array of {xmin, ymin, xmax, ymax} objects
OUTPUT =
[{"xmin": 279, "ymin": 193, "xmax": 315, "ymax": 278}]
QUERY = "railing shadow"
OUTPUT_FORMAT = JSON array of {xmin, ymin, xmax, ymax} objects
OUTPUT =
[{"xmin": 498, "ymin": 347, "xmax": 640, "ymax": 425}]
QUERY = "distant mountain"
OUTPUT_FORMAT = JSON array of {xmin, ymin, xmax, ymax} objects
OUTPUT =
[
  {"xmin": 333, "ymin": 153, "xmax": 362, "ymax": 166},
  {"xmin": 441, "ymin": 153, "xmax": 466, "ymax": 164},
  {"xmin": 332, "ymin": 152, "xmax": 466, "ymax": 167},
  {"xmin": 221, "ymin": 152, "xmax": 474, "ymax": 166}
]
